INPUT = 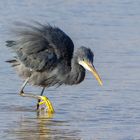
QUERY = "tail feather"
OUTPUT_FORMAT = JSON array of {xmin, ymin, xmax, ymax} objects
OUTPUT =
[
  {"xmin": 6, "ymin": 40, "xmax": 16, "ymax": 47},
  {"xmin": 6, "ymin": 59, "xmax": 19, "ymax": 67}
]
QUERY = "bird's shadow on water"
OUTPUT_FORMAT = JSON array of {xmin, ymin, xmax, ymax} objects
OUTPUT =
[{"xmin": 2, "ymin": 104, "xmax": 81, "ymax": 140}]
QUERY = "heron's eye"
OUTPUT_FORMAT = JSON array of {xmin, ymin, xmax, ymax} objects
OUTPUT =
[{"xmin": 82, "ymin": 58, "xmax": 85, "ymax": 61}]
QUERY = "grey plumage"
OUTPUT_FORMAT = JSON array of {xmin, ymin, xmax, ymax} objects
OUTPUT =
[{"xmin": 6, "ymin": 22, "xmax": 95, "ymax": 87}]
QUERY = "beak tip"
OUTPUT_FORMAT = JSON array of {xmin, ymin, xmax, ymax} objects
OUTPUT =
[
  {"xmin": 99, "ymin": 81, "xmax": 103, "ymax": 86},
  {"xmin": 88, "ymin": 63, "xmax": 103, "ymax": 86}
]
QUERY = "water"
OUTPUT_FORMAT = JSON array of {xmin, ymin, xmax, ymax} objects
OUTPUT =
[{"xmin": 0, "ymin": 0, "xmax": 140, "ymax": 139}]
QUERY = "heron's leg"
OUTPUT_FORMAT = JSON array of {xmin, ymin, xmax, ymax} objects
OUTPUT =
[
  {"xmin": 37, "ymin": 87, "xmax": 55, "ymax": 114},
  {"xmin": 37, "ymin": 87, "xmax": 45, "ymax": 109},
  {"xmin": 19, "ymin": 78, "xmax": 54, "ymax": 113},
  {"xmin": 40, "ymin": 87, "xmax": 45, "ymax": 96},
  {"xmin": 19, "ymin": 78, "xmax": 29, "ymax": 96},
  {"xmin": 19, "ymin": 77, "xmax": 39, "ymax": 99}
]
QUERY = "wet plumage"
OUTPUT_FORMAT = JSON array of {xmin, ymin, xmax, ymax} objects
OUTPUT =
[
  {"xmin": 6, "ymin": 22, "xmax": 102, "ymax": 112},
  {"xmin": 6, "ymin": 23, "xmax": 95, "ymax": 86}
]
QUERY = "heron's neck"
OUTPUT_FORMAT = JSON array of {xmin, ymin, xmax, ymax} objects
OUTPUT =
[{"xmin": 65, "ymin": 56, "xmax": 85, "ymax": 85}]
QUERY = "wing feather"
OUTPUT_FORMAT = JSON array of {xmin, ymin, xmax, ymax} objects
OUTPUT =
[{"xmin": 6, "ymin": 22, "xmax": 74, "ymax": 71}]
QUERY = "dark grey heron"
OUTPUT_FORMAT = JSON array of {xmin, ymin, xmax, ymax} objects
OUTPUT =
[{"xmin": 6, "ymin": 22, "xmax": 103, "ymax": 113}]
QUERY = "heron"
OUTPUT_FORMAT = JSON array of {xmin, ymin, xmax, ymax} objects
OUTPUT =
[{"xmin": 6, "ymin": 22, "xmax": 103, "ymax": 113}]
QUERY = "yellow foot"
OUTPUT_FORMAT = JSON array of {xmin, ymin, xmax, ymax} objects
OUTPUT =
[{"xmin": 38, "ymin": 96, "xmax": 55, "ymax": 114}]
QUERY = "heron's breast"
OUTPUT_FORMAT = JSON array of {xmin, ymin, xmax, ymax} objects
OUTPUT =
[
  {"xmin": 29, "ymin": 69, "xmax": 59, "ymax": 87},
  {"xmin": 14, "ymin": 63, "xmax": 31, "ymax": 79}
]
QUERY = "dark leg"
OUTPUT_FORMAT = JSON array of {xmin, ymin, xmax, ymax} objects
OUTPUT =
[
  {"xmin": 19, "ymin": 78, "xmax": 40, "ymax": 99},
  {"xmin": 19, "ymin": 78, "xmax": 29, "ymax": 96},
  {"xmin": 41, "ymin": 87, "xmax": 45, "ymax": 96},
  {"xmin": 19, "ymin": 78, "xmax": 54, "ymax": 113},
  {"xmin": 37, "ymin": 87, "xmax": 45, "ymax": 109}
]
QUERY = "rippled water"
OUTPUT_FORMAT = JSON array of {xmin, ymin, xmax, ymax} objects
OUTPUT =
[{"xmin": 0, "ymin": 0, "xmax": 140, "ymax": 139}]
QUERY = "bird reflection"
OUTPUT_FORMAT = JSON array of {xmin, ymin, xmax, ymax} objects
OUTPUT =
[
  {"xmin": 9, "ymin": 111, "xmax": 80, "ymax": 140},
  {"xmin": 37, "ymin": 109, "xmax": 54, "ymax": 119}
]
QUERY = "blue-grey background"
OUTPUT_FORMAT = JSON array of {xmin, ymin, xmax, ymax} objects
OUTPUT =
[{"xmin": 0, "ymin": 0, "xmax": 140, "ymax": 139}]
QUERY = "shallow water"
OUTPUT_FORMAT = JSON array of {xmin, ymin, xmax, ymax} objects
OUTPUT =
[{"xmin": 0, "ymin": 0, "xmax": 140, "ymax": 139}]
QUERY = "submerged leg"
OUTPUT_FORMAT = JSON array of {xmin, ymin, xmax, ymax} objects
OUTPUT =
[
  {"xmin": 19, "ymin": 78, "xmax": 54, "ymax": 113},
  {"xmin": 37, "ymin": 87, "xmax": 45, "ymax": 109}
]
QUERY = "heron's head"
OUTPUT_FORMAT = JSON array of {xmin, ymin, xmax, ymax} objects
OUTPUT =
[{"xmin": 77, "ymin": 46, "xmax": 103, "ymax": 86}]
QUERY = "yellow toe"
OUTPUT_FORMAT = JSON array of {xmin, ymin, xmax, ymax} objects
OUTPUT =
[{"xmin": 38, "ymin": 96, "xmax": 55, "ymax": 113}]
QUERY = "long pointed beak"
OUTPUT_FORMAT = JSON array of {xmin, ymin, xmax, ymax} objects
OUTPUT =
[
  {"xmin": 88, "ymin": 64, "xmax": 103, "ymax": 86},
  {"xmin": 81, "ymin": 61, "xmax": 103, "ymax": 86},
  {"xmin": 78, "ymin": 60, "xmax": 103, "ymax": 86}
]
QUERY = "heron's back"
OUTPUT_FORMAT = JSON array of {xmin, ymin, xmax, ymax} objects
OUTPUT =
[{"xmin": 6, "ymin": 22, "xmax": 75, "ymax": 87}]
